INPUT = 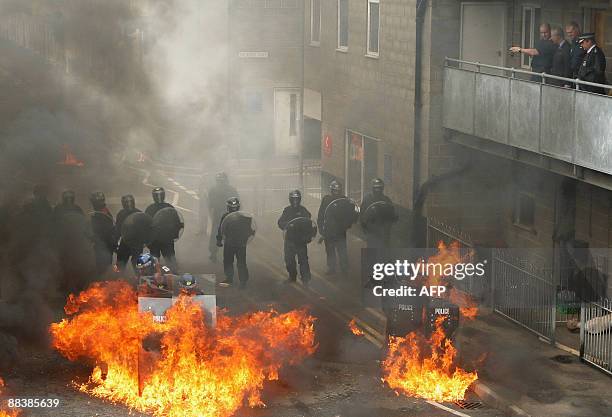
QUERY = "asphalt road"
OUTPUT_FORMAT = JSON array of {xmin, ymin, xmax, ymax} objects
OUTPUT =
[{"xmin": 0, "ymin": 160, "xmax": 509, "ymax": 417}]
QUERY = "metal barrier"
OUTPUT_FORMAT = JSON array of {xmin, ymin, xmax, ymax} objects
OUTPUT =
[
  {"xmin": 443, "ymin": 58, "xmax": 612, "ymax": 175},
  {"xmin": 491, "ymin": 248, "xmax": 556, "ymax": 341},
  {"xmin": 580, "ymin": 299, "xmax": 612, "ymax": 376}
]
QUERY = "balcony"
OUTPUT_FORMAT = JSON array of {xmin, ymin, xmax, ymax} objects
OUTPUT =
[{"xmin": 442, "ymin": 58, "xmax": 612, "ymax": 176}]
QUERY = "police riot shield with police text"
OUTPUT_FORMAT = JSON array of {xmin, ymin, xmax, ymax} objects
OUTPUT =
[
  {"xmin": 285, "ymin": 217, "xmax": 317, "ymax": 244},
  {"xmin": 220, "ymin": 211, "xmax": 256, "ymax": 246},
  {"xmin": 121, "ymin": 212, "xmax": 153, "ymax": 249},
  {"xmin": 322, "ymin": 197, "xmax": 359, "ymax": 237},
  {"xmin": 152, "ymin": 207, "xmax": 184, "ymax": 242}
]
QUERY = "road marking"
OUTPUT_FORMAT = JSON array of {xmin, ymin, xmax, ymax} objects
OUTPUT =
[{"xmin": 426, "ymin": 401, "xmax": 472, "ymax": 417}]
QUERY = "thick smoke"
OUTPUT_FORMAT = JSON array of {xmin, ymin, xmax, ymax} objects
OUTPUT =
[{"xmin": 0, "ymin": 0, "xmax": 231, "ymax": 366}]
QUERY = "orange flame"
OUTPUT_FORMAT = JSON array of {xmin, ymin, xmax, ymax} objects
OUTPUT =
[
  {"xmin": 0, "ymin": 378, "xmax": 20, "ymax": 417},
  {"xmin": 426, "ymin": 241, "xmax": 479, "ymax": 320},
  {"xmin": 50, "ymin": 281, "xmax": 316, "ymax": 417},
  {"xmin": 382, "ymin": 317, "xmax": 478, "ymax": 402},
  {"xmin": 348, "ymin": 319, "xmax": 364, "ymax": 336},
  {"xmin": 58, "ymin": 144, "xmax": 85, "ymax": 167}
]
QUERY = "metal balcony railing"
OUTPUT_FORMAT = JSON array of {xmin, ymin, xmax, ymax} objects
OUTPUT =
[{"xmin": 442, "ymin": 57, "xmax": 612, "ymax": 176}]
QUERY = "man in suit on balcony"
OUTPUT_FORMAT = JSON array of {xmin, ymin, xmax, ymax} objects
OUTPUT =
[
  {"xmin": 549, "ymin": 27, "xmax": 572, "ymax": 87},
  {"xmin": 565, "ymin": 21, "xmax": 586, "ymax": 78}
]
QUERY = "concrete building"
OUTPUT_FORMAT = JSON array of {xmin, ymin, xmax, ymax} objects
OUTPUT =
[
  {"xmin": 304, "ymin": 0, "xmax": 612, "ymax": 356},
  {"xmin": 229, "ymin": 0, "xmax": 305, "ymax": 159}
]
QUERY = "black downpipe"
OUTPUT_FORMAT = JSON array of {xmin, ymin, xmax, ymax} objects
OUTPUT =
[{"xmin": 411, "ymin": 0, "xmax": 428, "ymax": 247}]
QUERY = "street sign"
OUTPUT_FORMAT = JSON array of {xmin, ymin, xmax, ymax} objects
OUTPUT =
[{"xmin": 238, "ymin": 51, "xmax": 269, "ymax": 58}]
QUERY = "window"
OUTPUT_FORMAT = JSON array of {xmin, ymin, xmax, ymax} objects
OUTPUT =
[
  {"xmin": 311, "ymin": 0, "xmax": 321, "ymax": 45},
  {"xmin": 245, "ymin": 92, "xmax": 263, "ymax": 113},
  {"xmin": 521, "ymin": 6, "xmax": 541, "ymax": 69},
  {"xmin": 367, "ymin": 0, "xmax": 380, "ymax": 56},
  {"xmin": 514, "ymin": 192, "xmax": 536, "ymax": 230},
  {"xmin": 289, "ymin": 93, "xmax": 297, "ymax": 136},
  {"xmin": 337, "ymin": 0, "xmax": 349, "ymax": 50}
]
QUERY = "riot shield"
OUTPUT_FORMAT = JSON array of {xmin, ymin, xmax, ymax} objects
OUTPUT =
[
  {"xmin": 362, "ymin": 200, "xmax": 396, "ymax": 226},
  {"xmin": 322, "ymin": 197, "xmax": 359, "ymax": 237},
  {"xmin": 121, "ymin": 212, "xmax": 153, "ymax": 249},
  {"xmin": 219, "ymin": 211, "xmax": 256, "ymax": 247},
  {"xmin": 284, "ymin": 217, "xmax": 317, "ymax": 244},
  {"xmin": 152, "ymin": 207, "xmax": 184, "ymax": 243}
]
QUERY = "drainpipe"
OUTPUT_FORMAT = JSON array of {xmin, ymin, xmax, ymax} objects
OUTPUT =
[{"xmin": 412, "ymin": 0, "xmax": 428, "ymax": 210}]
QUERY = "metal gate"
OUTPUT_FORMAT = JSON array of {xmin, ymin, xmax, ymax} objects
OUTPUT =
[
  {"xmin": 581, "ymin": 299, "xmax": 612, "ymax": 376},
  {"xmin": 491, "ymin": 248, "xmax": 556, "ymax": 341}
]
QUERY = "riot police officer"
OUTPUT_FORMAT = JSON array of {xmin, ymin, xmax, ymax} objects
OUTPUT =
[
  {"xmin": 360, "ymin": 178, "xmax": 398, "ymax": 248},
  {"xmin": 145, "ymin": 187, "xmax": 178, "ymax": 272},
  {"xmin": 216, "ymin": 197, "xmax": 254, "ymax": 289},
  {"xmin": 317, "ymin": 180, "xmax": 358, "ymax": 277},
  {"xmin": 206, "ymin": 172, "xmax": 239, "ymax": 263},
  {"xmin": 89, "ymin": 191, "xmax": 115, "ymax": 276},
  {"xmin": 53, "ymin": 190, "xmax": 84, "ymax": 218},
  {"xmin": 278, "ymin": 190, "xmax": 316, "ymax": 285},
  {"xmin": 115, "ymin": 195, "xmax": 142, "ymax": 272}
]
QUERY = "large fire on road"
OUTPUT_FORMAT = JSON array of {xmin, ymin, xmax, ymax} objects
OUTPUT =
[
  {"xmin": 382, "ymin": 241, "xmax": 480, "ymax": 402},
  {"xmin": 382, "ymin": 317, "xmax": 478, "ymax": 402},
  {"xmin": 50, "ymin": 281, "xmax": 316, "ymax": 417}
]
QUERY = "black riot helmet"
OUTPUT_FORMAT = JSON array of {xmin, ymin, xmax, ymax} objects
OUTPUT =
[
  {"xmin": 329, "ymin": 180, "xmax": 342, "ymax": 196},
  {"xmin": 90, "ymin": 191, "xmax": 106, "ymax": 210},
  {"xmin": 227, "ymin": 197, "xmax": 240, "ymax": 213},
  {"xmin": 152, "ymin": 187, "xmax": 165, "ymax": 203},
  {"xmin": 62, "ymin": 190, "xmax": 76, "ymax": 205},
  {"xmin": 372, "ymin": 178, "xmax": 384, "ymax": 195},
  {"xmin": 289, "ymin": 190, "xmax": 301, "ymax": 207},
  {"xmin": 121, "ymin": 194, "xmax": 136, "ymax": 210},
  {"xmin": 215, "ymin": 172, "xmax": 228, "ymax": 185}
]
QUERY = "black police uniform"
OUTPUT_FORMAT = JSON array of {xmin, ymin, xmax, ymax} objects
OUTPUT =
[
  {"xmin": 360, "ymin": 193, "xmax": 398, "ymax": 248},
  {"xmin": 53, "ymin": 202, "xmax": 84, "ymax": 218},
  {"xmin": 550, "ymin": 40, "xmax": 572, "ymax": 86},
  {"xmin": 578, "ymin": 45, "xmax": 608, "ymax": 94},
  {"xmin": 317, "ymin": 194, "xmax": 355, "ymax": 274},
  {"xmin": 216, "ymin": 212, "xmax": 253, "ymax": 285},
  {"xmin": 569, "ymin": 39, "xmax": 586, "ymax": 78},
  {"xmin": 145, "ymin": 202, "xmax": 177, "ymax": 270},
  {"xmin": 278, "ymin": 205, "xmax": 313, "ymax": 282},
  {"xmin": 207, "ymin": 183, "xmax": 239, "ymax": 260},
  {"xmin": 90, "ymin": 208, "xmax": 115, "ymax": 275},
  {"xmin": 115, "ymin": 207, "xmax": 142, "ymax": 271}
]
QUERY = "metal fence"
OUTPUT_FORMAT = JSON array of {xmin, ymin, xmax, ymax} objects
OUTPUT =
[
  {"xmin": 491, "ymin": 248, "xmax": 556, "ymax": 341},
  {"xmin": 443, "ymin": 58, "xmax": 612, "ymax": 175},
  {"xmin": 425, "ymin": 218, "xmax": 485, "ymax": 299},
  {"xmin": 581, "ymin": 299, "xmax": 612, "ymax": 376}
]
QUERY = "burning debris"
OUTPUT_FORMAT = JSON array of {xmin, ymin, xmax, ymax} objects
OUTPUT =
[
  {"xmin": 382, "ymin": 317, "xmax": 478, "ymax": 402},
  {"xmin": 57, "ymin": 144, "xmax": 85, "ymax": 167},
  {"xmin": 348, "ymin": 319, "xmax": 364, "ymax": 336},
  {"xmin": 0, "ymin": 378, "xmax": 19, "ymax": 417},
  {"xmin": 50, "ymin": 281, "xmax": 316, "ymax": 417}
]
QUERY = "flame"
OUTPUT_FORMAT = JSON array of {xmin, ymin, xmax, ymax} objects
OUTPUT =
[
  {"xmin": 348, "ymin": 319, "xmax": 364, "ymax": 336},
  {"xmin": 50, "ymin": 281, "xmax": 316, "ymax": 417},
  {"xmin": 58, "ymin": 144, "xmax": 85, "ymax": 167},
  {"xmin": 382, "ymin": 317, "xmax": 478, "ymax": 402},
  {"xmin": 427, "ymin": 241, "xmax": 479, "ymax": 320},
  {"xmin": 0, "ymin": 378, "xmax": 20, "ymax": 417}
]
